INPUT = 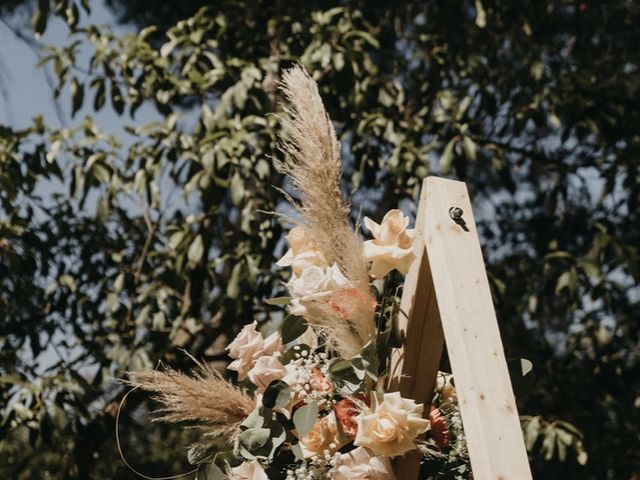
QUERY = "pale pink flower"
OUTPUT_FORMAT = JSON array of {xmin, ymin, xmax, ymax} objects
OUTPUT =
[
  {"xmin": 228, "ymin": 459, "xmax": 268, "ymax": 480},
  {"xmin": 227, "ymin": 322, "xmax": 282, "ymax": 380},
  {"xmin": 334, "ymin": 447, "xmax": 396, "ymax": 480},
  {"xmin": 247, "ymin": 354, "xmax": 287, "ymax": 393}
]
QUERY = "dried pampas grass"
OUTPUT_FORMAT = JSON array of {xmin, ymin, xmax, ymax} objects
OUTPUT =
[
  {"xmin": 279, "ymin": 65, "xmax": 375, "ymax": 355},
  {"xmin": 126, "ymin": 363, "xmax": 255, "ymax": 448}
]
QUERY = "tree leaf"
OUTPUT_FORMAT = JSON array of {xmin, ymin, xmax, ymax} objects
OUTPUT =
[
  {"xmin": 70, "ymin": 77, "xmax": 84, "ymax": 117},
  {"xmin": 462, "ymin": 136, "xmax": 477, "ymax": 161},
  {"xmin": 187, "ymin": 234, "xmax": 204, "ymax": 266},
  {"xmin": 31, "ymin": 0, "xmax": 49, "ymax": 37},
  {"xmin": 439, "ymin": 137, "xmax": 456, "ymax": 173}
]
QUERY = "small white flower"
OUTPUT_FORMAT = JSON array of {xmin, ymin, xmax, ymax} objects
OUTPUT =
[
  {"xmin": 227, "ymin": 322, "xmax": 283, "ymax": 380},
  {"xmin": 363, "ymin": 209, "xmax": 416, "ymax": 278}
]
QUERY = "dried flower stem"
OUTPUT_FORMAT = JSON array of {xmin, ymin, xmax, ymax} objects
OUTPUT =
[
  {"xmin": 279, "ymin": 65, "xmax": 375, "ymax": 354},
  {"xmin": 125, "ymin": 363, "xmax": 255, "ymax": 448}
]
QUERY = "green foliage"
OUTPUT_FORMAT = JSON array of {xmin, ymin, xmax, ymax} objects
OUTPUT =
[
  {"xmin": 262, "ymin": 380, "xmax": 291, "ymax": 410},
  {"xmin": 238, "ymin": 408, "xmax": 286, "ymax": 461},
  {"xmin": 279, "ymin": 315, "xmax": 307, "ymax": 344},
  {"xmin": 292, "ymin": 400, "xmax": 318, "ymax": 438},
  {"xmin": 1, "ymin": 0, "xmax": 639, "ymax": 478}
]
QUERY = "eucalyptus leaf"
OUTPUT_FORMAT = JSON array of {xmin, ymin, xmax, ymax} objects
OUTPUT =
[
  {"xmin": 292, "ymin": 400, "xmax": 318, "ymax": 437},
  {"xmin": 279, "ymin": 315, "xmax": 307, "ymax": 344},
  {"xmin": 264, "ymin": 296, "xmax": 292, "ymax": 306},
  {"xmin": 238, "ymin": 427, "xmax": 271, "ymax": 459},
  {"xmin": 262, "ymin": 380, "xmax": 291, "ymax": 409}
]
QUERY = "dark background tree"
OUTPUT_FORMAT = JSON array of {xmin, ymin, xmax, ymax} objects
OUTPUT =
[{"xmin": 0, "ymin": 0, "xmax": 638, "ymax": 478}]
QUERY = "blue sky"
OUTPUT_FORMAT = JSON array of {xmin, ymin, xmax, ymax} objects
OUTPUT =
[{"xmin": 0, "ymin": 1, "xmax": 158, "ymax": 139}]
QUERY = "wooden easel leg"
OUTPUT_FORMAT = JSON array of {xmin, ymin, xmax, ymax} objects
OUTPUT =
[{"xmin": 390, "ymin": 177, "xmax": 532, "ymax": 480}]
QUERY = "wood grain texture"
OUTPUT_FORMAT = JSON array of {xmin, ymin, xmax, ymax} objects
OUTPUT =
[
  {"xmin": 389, "ymin": 182, "xmax": 445, "ymax": 478},
  {"xmin": 390, "ymin": 177, "xmax": 532, "ymax": 480}
]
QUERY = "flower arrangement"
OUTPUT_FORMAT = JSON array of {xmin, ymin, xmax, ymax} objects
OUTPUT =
[{"xmin": 125, "ymin": 66, "xmax": 468, "ymax": 479}]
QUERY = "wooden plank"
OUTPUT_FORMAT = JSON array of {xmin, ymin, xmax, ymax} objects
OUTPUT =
[
  {"xmin": 421, "ymin": 177, "xmax": 531, "ymax": 480},
  {"xmin": 389, "ymin": 182, "xmax": 445, "ymax": 479},
  {"xmin": 390, "ymin": 177, "xmax": 532, "ymax": 479}
]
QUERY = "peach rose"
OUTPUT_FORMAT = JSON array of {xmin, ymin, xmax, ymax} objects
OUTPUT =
[
  {"xmin": 299, "ymin": 412, "xmax": 339, "ymax": 458},
  {"xmin": 363, "ymin": 210, "xmax": 416, "ymax": 278},
  {"xmin": 334, "ymin": 447, "xmax": 397, "ymax": 480},
  {"xmin": 247, "ymin": 354, "xmax": 287, "ymax": 393},
  {"xmin": 227, "ymin": 322, "xmax": 282, "ymax": 380},
  {"xmin": 276, "ymin": 225, "xmax": 327, "ymax": 275},
  {"xmin": 228, "ymin": 459, "xmax": 268, "ymax": 480},
  {"xmin": 354, "ymin": 392, "xmax": 429, "ymax": 457}
]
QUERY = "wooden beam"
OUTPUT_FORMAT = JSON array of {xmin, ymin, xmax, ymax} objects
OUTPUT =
[
  {"xmin": 391, "ymin": 177, "xmax": 532, "ymax": 480},
  {"xmin": 389, "ymin": 181, "xmax": 445, "ymax": 479}
]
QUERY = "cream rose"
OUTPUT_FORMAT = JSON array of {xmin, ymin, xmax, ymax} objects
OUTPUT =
[
  {"xmin": 227, "ymin": 322, "xmax": 283, "ymax": 380},
  {"xmin": 247, "ymin": 354, "xmax": 287, "ymax": 393},
  {"xmin": 286, "ymin": 263, "xmax": 351, "ymax": 317},
  {"xmin": 354, "ymin": 392, "xmax": 429, "ymax": 457},
  {"xmin": 228, "ymin": 459, "xmax": 268, "ymax": 480},
  {"xmin": 276, "ymin": 225, "xmax": 327, "ymax": 275},
  {"xmin": 299, "ymin": 412, "xmax": 340, "ymax": 458},
  {"xmin": 334, "ymin": 447, "xmax": 397, "ymax": 480},
  {"xmin": 363, "ymin": 210, "xmax": 416, "ymax": 278}
]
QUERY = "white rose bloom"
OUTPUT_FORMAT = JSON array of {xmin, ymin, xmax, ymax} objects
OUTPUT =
[
  {"xmin": 354, "ymin": 392, "xmax": 429, "ymax": 457},
  {"xmin": 276, "ymin": 225, "xmax": 327, "ymax": 275},
  {"xmin": 228, "ymin": 459, "xmax": 268, "ymax": 480},
  {"xmin": 286, "ymin": 264, "xmax": 351, "ymax": 317},
  {"xmin": 227, "ymin": 322, "xmax": 283, "ymax": 380},
  {"xmin": 247, "ymin": 354, "xmax": 287, "ymax": 393},
  {"xmin": 334, "ymin": 447, "xmax": 397, "ymax": 480},
  {"xmin": 363, "ymin": 209, "xmax": 417, "ymax": 278}
]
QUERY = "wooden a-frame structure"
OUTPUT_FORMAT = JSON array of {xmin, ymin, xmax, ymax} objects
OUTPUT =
[{"xmin": 389, "ymin": 177, "xmax": 533, "ymax": 479}]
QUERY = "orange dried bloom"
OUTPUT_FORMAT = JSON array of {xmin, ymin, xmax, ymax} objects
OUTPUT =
[
  {"xmin": 429, "ymin": 405, "xmax": 450, "ymax": 448},
  {"xmin": 311, "ymin": 368, "xmax": 333, "ymax": 395},
  {"xmin": 335, "ymin": 395, "xmax": 368, "ymax": 437},
  {"xmin": 329, "ymin": 288, "xmax": 377, "ymax": 320}
]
